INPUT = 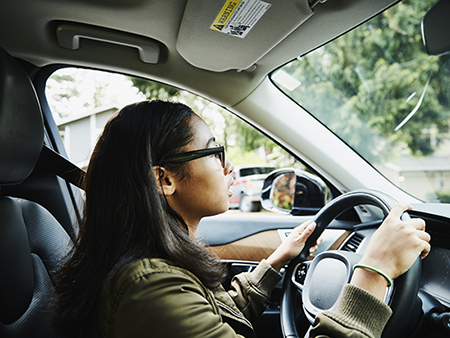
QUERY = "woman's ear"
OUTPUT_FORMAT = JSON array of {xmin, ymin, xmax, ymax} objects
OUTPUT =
[{"xmin": 152, "ymin": 166, "xmax": 176, "ymax": 196}]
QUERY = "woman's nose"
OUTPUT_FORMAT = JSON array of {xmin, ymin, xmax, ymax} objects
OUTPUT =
[{"xmin": 224, "ymin": 159, "xmax": 234, "ymax": 175}]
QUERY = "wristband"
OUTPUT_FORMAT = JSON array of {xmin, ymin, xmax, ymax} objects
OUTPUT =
[{"xmin": 353, "ymin": 264, "xmax": 393, "ymax": 287}]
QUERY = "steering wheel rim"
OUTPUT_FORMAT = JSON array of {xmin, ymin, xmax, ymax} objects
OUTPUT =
[{"xmin": 280, "ymin": 190, "xmax": 421, "ymax": 338}]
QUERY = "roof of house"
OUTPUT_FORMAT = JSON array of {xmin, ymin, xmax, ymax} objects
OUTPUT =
[{"xmin": 56, "ymin": 103, "xmax": 119, "ymax": 126}]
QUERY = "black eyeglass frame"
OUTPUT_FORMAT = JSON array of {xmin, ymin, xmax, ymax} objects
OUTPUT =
[{"xmin": 160, "ymin": 145, "xmax": 225, "ymax": 168}]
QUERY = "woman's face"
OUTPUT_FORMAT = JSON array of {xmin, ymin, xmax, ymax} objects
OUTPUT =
[{"xmin": 168, "ymin": 114, "xmax": 234, "ymax": 228}]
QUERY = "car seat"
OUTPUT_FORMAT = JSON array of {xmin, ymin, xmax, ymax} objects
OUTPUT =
[{"xmin": 0, "ymin": 46, "xmax": 72, "ymax": 337}]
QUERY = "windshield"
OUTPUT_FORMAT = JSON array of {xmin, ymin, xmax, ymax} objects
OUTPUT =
[{"xmin": 272, "ymin": 0, "xmax": 450, "ymax": 203}]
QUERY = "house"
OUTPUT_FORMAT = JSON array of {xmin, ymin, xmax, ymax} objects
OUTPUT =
[
  {"xmin": 379, "ymin": 138, "xmax": 450, "ymax": 202},
  {"xmin": 57, "ymin": 104, "xmax": 119, "ymax": 168}
]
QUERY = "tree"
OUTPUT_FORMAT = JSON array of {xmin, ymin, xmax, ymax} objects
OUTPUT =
[
  {"xmin": 129, "ymin": 78, "xmax": 180, "ymax": 101},
  {"xmin": 278, "ymin": 0, "xmax": 450, "ymax": 163},
  {"xmin": 46, "ymin": 73, "xmax": 80, "ymax": 118}
]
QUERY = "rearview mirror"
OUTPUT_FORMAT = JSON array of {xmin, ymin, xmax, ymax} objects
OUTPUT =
[
  {"xmin": 261, "ymin": 169, "xmax": 326, "ymax": 215},
  {"xmin": 422, "ymin": 0, "xmax": 450, "ymax": 56}
]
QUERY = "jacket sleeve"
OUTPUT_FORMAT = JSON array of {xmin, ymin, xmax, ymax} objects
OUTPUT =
[
  {"xmin": 309, "ymin": 284, "xmax": 392, "ymax": 338},
  {"xmin": 108, "ymin": 268, "xmax": 244, "ymax": 338},
  {"xmin": 227, "ymin": 259, "xmax": 282, "ymax": 323}
]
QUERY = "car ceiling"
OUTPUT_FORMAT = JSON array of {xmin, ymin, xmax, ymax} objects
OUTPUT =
[{"xmin": 1, "ymin": 0, "xmax": 398, "ymax": 106}]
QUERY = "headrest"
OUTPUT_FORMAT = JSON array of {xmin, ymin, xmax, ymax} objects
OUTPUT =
[{"xmin": 0, "ymin": 47, "xmax": 44, "ymax": 185}]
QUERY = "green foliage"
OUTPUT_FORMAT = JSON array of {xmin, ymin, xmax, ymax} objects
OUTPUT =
[
  {"xmin": 428, "ymin": 190, "xmax": 450, "ymax": 203},
  {"xmin": 278, "ymin": 0, "xmax": 450, "ymax": 163},
  {"xmin": 227, "ymin": 147, "xmax": 265, "ymax": 165},
  {"xmin": 129, "ymin": 78, "xmax": 180, "ymax": 101},
  {"xmin": 435, "ymin": 190, "xmax": 450, "ymax": 203}
]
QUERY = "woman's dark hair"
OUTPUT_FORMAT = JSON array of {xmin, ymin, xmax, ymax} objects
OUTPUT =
[{"xmin": 53, "ymin": 100, "xmax": 226, "ymax": 337}]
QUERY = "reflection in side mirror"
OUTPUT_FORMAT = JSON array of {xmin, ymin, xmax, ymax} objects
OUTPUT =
[
  {"xmin": 271, "ymin": 172, "xmax": 296, "ymax": 211},
  {"xmin": 422, "ymin": 0, "xmax": 450, "ymax": 56},
  {"xmin": 261, "ymin": 169, "xmax": 327, "ymax": 215}
]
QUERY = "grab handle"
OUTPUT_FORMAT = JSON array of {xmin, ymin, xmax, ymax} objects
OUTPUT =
[{"xmin": 56, "ymin": 22, "xmax": 160, "ymax": 64}]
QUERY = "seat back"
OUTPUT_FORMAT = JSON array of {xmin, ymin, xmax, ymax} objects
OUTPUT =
[{"xmin": 0, "ymin": 47, "xmax": 72, "ymax": 337}]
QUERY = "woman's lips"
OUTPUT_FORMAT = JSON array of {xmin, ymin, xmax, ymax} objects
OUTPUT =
[{"xmin": 227, "ymin": 178, "xmax": 234, "ymax": 198}]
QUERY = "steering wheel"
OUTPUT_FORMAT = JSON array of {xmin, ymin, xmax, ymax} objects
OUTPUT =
[{"xmin": 280, "ymin": 190, "xmax": 421, "ymax": 338}]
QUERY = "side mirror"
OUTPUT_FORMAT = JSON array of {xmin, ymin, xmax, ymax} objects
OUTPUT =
[
  {"xmin": 422, "ymin": 0, "xmax": 450, "ymax": 56},
  {"xmin": 261, "ymin": 168, "xmax": 326, "ymax": 215}
]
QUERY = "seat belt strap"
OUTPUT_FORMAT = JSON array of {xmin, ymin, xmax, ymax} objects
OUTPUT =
[{"xmin": 39, "ymin": 145, "xmax": 85, "ymax": 189}]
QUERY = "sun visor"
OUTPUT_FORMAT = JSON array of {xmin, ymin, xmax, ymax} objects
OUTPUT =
[{"xmin": 176, "ymin": 0, "xmax": 316, "ymax": 72}]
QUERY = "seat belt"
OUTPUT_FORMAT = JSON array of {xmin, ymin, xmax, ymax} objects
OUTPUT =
[{"xmin": 38, "ymin": 145, "xmax": 85, "ymax": 189}]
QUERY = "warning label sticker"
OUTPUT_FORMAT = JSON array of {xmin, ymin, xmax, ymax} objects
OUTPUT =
[{"xmin": 210, "ymin": 0, "xmax": 271, "ymax": 38}]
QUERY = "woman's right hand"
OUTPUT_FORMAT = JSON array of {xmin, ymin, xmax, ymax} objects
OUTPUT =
[{"xmin": 357, "ymin": 203, "xmax": 431, "ymax": 281}]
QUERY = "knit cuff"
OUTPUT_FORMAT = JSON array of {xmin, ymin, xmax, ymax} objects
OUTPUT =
[
  {"xmin": 321, "ymin": 284, "xmax": 392, "ymax": 337},
  {"xmin": 246, "ymin": 259, "xmax": 282, "ymax": 293}
]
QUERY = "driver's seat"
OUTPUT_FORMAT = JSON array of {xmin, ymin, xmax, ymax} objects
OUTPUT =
[{"xmin": 0, "ymin": 47, "xmax": 72, "ymax": 337}]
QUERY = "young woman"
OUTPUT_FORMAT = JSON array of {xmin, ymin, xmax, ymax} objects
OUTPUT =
[{"xmin": 53, "ymin": 100, "xmax": 430, "ymax": 338}]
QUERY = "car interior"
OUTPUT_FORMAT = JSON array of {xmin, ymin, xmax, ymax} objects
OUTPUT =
[{"xmin": 1, "ymin": 0, "xmax": 450, "ymax": 337}]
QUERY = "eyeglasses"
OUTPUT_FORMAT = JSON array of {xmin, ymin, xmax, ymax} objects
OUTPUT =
[{"xmin": 160, "ymin": 145, "xmax": 225, "ymax": 168}]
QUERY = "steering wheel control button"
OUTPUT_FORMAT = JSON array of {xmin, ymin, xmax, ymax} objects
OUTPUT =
[
  {"xmin": 431, "ymin": 312, "xmax": 450, "ymax": 334},
  {"xmin": 292, "ymin": 261, "xmax": 311, "ymax": 290},
  {"xmin": 297, "ymin": 263, "xmax": 308, "ymax": 284}
]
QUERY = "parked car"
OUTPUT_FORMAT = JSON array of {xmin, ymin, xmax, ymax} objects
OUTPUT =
[
  {"xmin": 229, "ymin": 165, "xmax": 276, "ymax": 212},
  {"xmin": 1, "ymin": 1, "xmax": 449, "ymax": 338}
]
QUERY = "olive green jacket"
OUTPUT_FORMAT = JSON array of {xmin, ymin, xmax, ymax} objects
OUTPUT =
[
  {"xmin": 91, "ymin": 258, "xmax": 392, "ymax": 338},
  {"xmin": 91, "ymin": 258, "xmax": 281, "ymax": 338}
]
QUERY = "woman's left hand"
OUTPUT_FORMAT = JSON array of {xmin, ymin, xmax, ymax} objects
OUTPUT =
[{"xmin": 266, "ymin": 221, "xmax": 319, "ymax": 271}]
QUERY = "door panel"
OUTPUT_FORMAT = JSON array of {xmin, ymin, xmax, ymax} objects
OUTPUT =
[{"xmin": 208, "ymin": 230, "xmax": 282, "ymax": 261}]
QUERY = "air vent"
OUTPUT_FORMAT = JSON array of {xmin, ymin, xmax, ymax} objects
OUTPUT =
[{"xmin": 341, "ymin": 233, "xmax": 364, "ymax": 252}]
